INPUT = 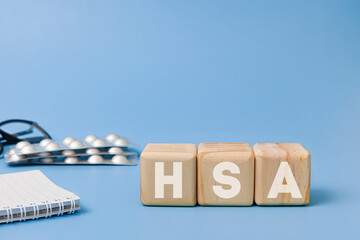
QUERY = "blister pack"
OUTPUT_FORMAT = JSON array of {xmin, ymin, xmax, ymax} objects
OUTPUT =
[{"xmin": 4, "ymin": 134, "xmax": 138, "ymax": 165}]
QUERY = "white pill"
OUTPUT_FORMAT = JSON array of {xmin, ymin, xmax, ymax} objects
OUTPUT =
[
  {"xmin": 65, "ymin": 157, "xmax": 78, "ymax": 164},
  {"xmin": 10, "ymin": 154, "xmax": 23, "ymax": 161},
  {"xmin": 21, "ymin": 145, "xmax": 36, "ymax": 154},
  {"xmin": 8, "ymin": 149, "xmax": 16, "ymax": 155},
  {"xmin": 111, "ymin": 155, "xmax": 128, "ymax": 164},
  {"xmin": 40, "ymin": 139, "xmax": 53, "ymax": 147},
  {"xmin": 40, "ymin": 158, "xmax": 54, "ymax": 163},
  {"xmin": 39, "ymin": 152, "xmax": 51, "ymax": 157},
  {"xmin": 85, "ymin": 135, "xmax": 98, "ymax": 144},
  {"xmin": 88, "ymin": 155, "xmax": 103, "ymax": 164},
  {"xmin": 45, "ymin": 143, "xmax": 60, "ymax": 151},
  {"xmin": 92, "ymin": 139, "xmax": 106, "ymax": 147},
  {"xmin": 106, "ymin": 134, "xmax": 119, "ymax": 143},
  {"xmin": 62, "ymin": 150, "xmax": 76, "ymax": 156},
  {"xmin": 108, "ymin": 147, "xmax": 123, "ymax": 155},
  {"xmin": 62, "ymin": 137, "xmax": 76, "ymax": 146},
  {"xmin": 69, "ymin": 141, "xmax": 84, "ymax": 149},
  {"xmin": 15, "ymin": 141, "xmax": 30, "ymax": 149},
  {"xmin": 86, "ymin": 148, "xmax": 100, "ymax": 155},
  {"xmin": 114, "ymin": 139, "xmax": 128, "ymax": 147}
]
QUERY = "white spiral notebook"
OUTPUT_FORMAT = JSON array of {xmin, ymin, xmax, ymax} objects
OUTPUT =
[{"xmin": 0, "ymin": 170, "xmax": 80, "ymax": 224}]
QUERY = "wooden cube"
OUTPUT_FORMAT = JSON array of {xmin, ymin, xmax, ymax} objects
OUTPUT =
[
  {"xmin": 253, "ymin": 143, "xmax": 311, "ymax": 205},
  {"xmin": 197, "ymin": 143, "xmax": 254, "ymax": 206},
  {"xmin": 140, "ymin": 143, "xmax": 197, "ymax": 206}
]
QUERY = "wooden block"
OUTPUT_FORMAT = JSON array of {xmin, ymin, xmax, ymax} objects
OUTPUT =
[
  {"xmin": 197, "ymin": 143, "xmax": 254, "ymax": 206},
  {"xmin": 253, "ymin": 143, "xmax": 311, "ymax": 205},
  {"xmin": 140, "ymin": 143, "xmax": 197, "ymax": 206}
]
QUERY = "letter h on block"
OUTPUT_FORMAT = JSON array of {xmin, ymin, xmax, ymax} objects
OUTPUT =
[
  {"xmin": 140, "ymin": 144, "xmax": 197, "ymax": 206},
  {"xmin": 155, "ymin": 162, "xmax": 182, "ymax": 198}
]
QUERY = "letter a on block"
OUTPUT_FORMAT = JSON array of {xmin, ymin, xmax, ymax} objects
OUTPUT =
[
  {"xmin": 212, "ymin": 162, "xmax": 241, "ymax": 199},
  {"xmin": 267, "ymin": 162, "xmax": 302, "ymax": 199},
  {"xmin": 155, "ymin": 162, "xmax": 182, "ymax": 198}
]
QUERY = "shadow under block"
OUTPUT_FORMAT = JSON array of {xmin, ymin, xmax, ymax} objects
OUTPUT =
[
  {"xmin": 140, "ymin": 143, "xmax": 197, "ymax": 206},
  {"xmin": 197, "ymin": 143, "xmax": 254, "ymax": 206},
  {"xmin": 253, "ymin": 143, "xmax": 311, "ymax": 206}
]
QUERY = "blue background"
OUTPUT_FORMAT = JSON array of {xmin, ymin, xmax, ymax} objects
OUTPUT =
[{"xmin": 1, "ymin": 0, "xmax": 359, "ymax": 239}]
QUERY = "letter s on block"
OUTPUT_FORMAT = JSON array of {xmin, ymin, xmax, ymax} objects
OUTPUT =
[{"xmin": 212, "ymin": 162, "xmax": 241, "ymax": 199}]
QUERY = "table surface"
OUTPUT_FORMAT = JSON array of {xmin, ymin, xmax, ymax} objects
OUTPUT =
[{"xmin": 1, "ymin": 1, "xmax": 359, "ymax": 239}]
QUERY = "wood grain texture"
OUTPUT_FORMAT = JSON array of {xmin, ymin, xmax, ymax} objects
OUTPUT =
[
  {"xmin": 140, "ymin": 143, "xmax": 197, "ymax": 206},
  {"xmin": 197, "ymin": 143, "xmax": 254, "ymax": 206},
  {"xmin": 253, "ymin": 143, "xmax": 311, "ymax": 206}
]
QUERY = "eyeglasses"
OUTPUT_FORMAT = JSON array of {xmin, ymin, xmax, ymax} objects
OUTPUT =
[{"xmin": 0, "ymin": 119, "xmax": 52, "ymax": 155}]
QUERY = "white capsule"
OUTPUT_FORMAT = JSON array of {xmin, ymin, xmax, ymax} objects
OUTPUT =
[
  {"xmin": 62, "ymin": 137, "xmax": 76, "ymax": 146},
  {"xmin": 114, "ymin": 139, "xmax": 128, "ymax": 147},
  {"xmin": 20, "ymin": 145, "xmax": 36, "ymax": 154},
  {"xmin": 40, "ymin": 139, "xmax": 53, "ymax": 147},
  {"xmin": 40, "ymin": 158, "xmax": 54, "ymax": 163},
  {"xmin": 106, "ymin": 134, "xmax": 119, "ymax": 143},
  {"xmin": 45, "ymin": 143, "xmax": 60, "ymax": 151},
  {"xmin": 85, "ymin": 135, "xmax": 98, "ymax": 144},
  {"xmin": 86, "ymin": 148, "xmax": 100, "ymax": 155},
  {"xmin": 108, "ymin": 147, "xmax": 123, "ymax": 155},
  {"xmin": 92, "ymin": 139, "xmax": 106, "ymax": 147},
  {"xmin": 65, "ymin": 157, "xmax": 79, "ymax": 164},
  {"xmin": 69, "ymin": 141, "xmax": 84, "ymax": 149},
  {"xmin": 62, "ymin": 150, "xmax": 76, "ymax": 156},
  {"xmin": 111, "ymin": 155, "xmax": 128, "ymax": 164},
  {"xmin": 15, "ymin": 141, "xmax": 30, "ymax": 149},
  {"xmin": 88, "ymin": 155, "xmax": 103, "ymax": 164}
]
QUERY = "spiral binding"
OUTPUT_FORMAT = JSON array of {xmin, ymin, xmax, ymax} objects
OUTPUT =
[
  {"xmin": 56, "ymin": 198, "xmax": 65, "ymax": 216},
  {"xmin": 48, "ymin": 200, "xmax": 53, "ymax": 217},
  {"xmin": 4, "ymin": 206, "xmax": 13, "ymax": 224},
  {"xmin": 4, "ymin": 207, "xmax": 9, "ymax": 223},
  {"xmin": 31, "ymin": 202, "xmax": 40, "ymax": 220},
  {"xmin": 71, "ymin": 197, "xmax": 76, "ymax": 214},
  {"xmin": 43, "ymin": 201, "xmax": 50, "ymax": 218},
  {"xmin": 2, "ymin": 198, "xmax": 76, "ymax": 224},
  {"xmin": 67, "ymin": 196, "xmax": 76, "ymax": 214},
  {"xmin": 18, "ymin": 205, "xmax": 23, "ymax": 221},
  {"xmin": 18, "ymin": 204, "xmax": 26, "ymax": 221}
]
